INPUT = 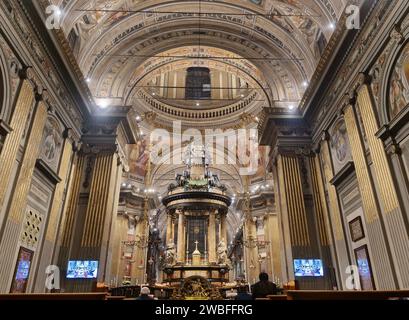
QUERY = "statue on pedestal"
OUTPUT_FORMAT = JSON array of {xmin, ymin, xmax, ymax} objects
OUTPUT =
[
  {"xmin": 217, "ymin": 239, "xmax": 231, "ymax": 267},
  {"xmin": 165, "ymin": 242, "xmax": 176, "ymax": 266}
]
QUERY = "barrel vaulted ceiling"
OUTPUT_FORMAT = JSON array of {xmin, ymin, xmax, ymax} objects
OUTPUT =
[
  {"xmin": 50, "ymin": 0, "xmax": 348, "ymax": 119},
  {"xmin": 44, "ymin": 0, "xmax": 349, "ymax": 237}
]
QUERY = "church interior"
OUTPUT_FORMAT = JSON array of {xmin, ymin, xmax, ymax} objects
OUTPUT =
[{"xmin": 1, "ymin": 0, "xmax": 409, "ymax": 301}]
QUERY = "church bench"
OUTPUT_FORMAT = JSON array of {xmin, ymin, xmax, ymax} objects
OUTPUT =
[
  {"xmin": 266, "ymin": 295, "xmax": 288, "ymax": 301},
  {"xmin": 286, "ymin": 290, "xmax": 409, "ymax": 300}
]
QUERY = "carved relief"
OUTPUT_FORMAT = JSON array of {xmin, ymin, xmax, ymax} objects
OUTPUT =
[
  {"xmin": 389, "ymin": 42, "xmax": 409, "ymax": 119},
  {"xmin": 40, "ymin": 116, "xmax": 63, "ymax": 171},
  {"xmin": 329, "ymin": 118, "xmax": 352, "ymax": 174}
]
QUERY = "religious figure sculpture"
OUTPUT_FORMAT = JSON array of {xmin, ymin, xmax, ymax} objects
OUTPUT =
[
  {"xmin": 165, "ymin": 242, "xmax": 176, "ymax": 266},
  {"xmin": 217, "ymin": 239, "xmax": 231, "ymax": 267}
]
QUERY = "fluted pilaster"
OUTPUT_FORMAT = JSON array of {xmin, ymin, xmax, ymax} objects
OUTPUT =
[
  {"xmin": 0, "ymin": 99, "xmax": 47, "ymax": 293},
  {"xmin": 0, "ymin": 79, "xmax": 35, "ymax": 219},
  {"xmin": 356, "ymin": 83, "xmax": 409, "ymax": 288},
  {"xmin": 343, "ymin": 102, "xmax": 396, "ymax": 289}
]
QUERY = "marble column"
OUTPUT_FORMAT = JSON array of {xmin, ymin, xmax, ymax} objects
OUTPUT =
[
  {"xmin": 263, "ymin": 212, "xmax": 282, "ymax": 281},
  {"xmin": 220, "ymin": 213, "xmax": 227, "ymax": 243},
  {"xmin": 177, "ymin": 211, "xmax": 185, "ymax": 264},
  {"xmin": 132, "ymin": 214, "xmax": 149, "ymax": 284},
  {"xmin": 0, "ymin": 95, "xmax": 48, "ymax": 293},
  {"xmin": 166, "ymin": 213, "xmax": 173, "ymax": 245},
  {"xmin": 343, "ymin": 100, "xmax": 396, "ymax": 289},
  {"xmin": 208, "ymin": 211, "xmax": 217, "ymax": 264},
  {"xmin": 356, "ymin": 80, "xmax": 409, "ymax": 288},
  {"xmin": 109, "ymin": 214, "xmax": 129, "ymax": 286},
  {"xmin": 244, "ymin": 213, "xmax": 259, "ymax": 284}
]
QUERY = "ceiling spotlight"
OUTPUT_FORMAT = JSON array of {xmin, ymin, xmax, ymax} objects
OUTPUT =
[
  {"xmin": 135, "ymin": 115, "xmax": 141, "ymax": 121},
  {"xmin": 329, "ymin": 23, "xmax": 335, "ymax": 30},
  {"xmin": 56, "ymin": 8, "xmax": 62, "ymax": 16},
  {"xmin": 196, "ymin": 102, "xmax": 200, "ymax": 107},
  {"xmin": 98, "ymin": 100, "xmax": 109, "ymax": 109},
  {"xmin": 86, "ymin": 77, "xmax": 91, "ymax": 83},
  {"xmin": 302, "ymin": 81, "xmax": 308, "ymax": 87},
  {"xmin": 241, "ymin": 94, "xmax": 245, "ymax": 98},
  {"xmin": 288, "ymin": 104, "xmax": 295, "ymax": 110},
  {"xmin": 152, "ymin": 92, "xmax": 156, "ymax": 96}
]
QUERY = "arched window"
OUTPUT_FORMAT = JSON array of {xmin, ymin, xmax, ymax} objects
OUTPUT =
[{"xmin": 185, "ymin": 67, "xmax": 211, "ymax": 100}]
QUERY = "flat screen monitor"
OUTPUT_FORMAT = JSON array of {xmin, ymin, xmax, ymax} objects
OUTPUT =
[
  {"xmin": 66, "ymin": 260, "xmax": 98, "ymax": 279},
  {"xmin": 294, "ymin": 259, "xmax": 324, "ymax": 277}
]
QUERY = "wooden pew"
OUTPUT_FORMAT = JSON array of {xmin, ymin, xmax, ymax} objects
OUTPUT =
[
  {"xmin": 286, "ymin": 290, "xmax": 409, "ymax": 300},
  {"xmin": 266, "ymin": 295, "xmax": 288, "ymax": 301},
  {"xmin": 0, "ymin": 293, "xmax": 107, "ymax": 300}
]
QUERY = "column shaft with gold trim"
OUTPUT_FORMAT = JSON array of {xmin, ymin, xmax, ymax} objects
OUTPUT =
[
  {"xmin": 309, "ymin": 153, "xmax": 341, "ymax": 289},
  {"xmin": 276, "ymin": 154, "xmax": 311, "ymax": 256},
  {"xmin": 56, "ymin": 152, "xmax": 85, "ymax": 278},
  {"xmin": 319, "ymin": 139, "xmax": 351, "ymax": 289},
  {"xmin": 0, "ymin": 76, "xmax": 35, "ymax": 220},
  {"xmin": 0, "ymin": 95, "xmax": 48, "ymax": 293},
  {"xmin": 356, "ymin": 82, "xmax": 409, "ymax": 288},
  {"xmin": 343, "ymin": 101, "xmax": 396, "ymax": 289},
  {"xmin": 35, "ymin": 130, "xmax": 75, "ymax": 292}
]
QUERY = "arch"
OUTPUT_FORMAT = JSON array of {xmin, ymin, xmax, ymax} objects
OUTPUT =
[
  {"xmin": 0, "ymin": 46, "xmax": 11, "ymax": 122},
  {"xmin": 380, "ymin": 25, "xmax": 409, "ymax": 125}
]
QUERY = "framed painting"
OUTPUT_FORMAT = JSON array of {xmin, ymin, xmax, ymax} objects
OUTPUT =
[
  {"xmin": 354, "ymin": 245, "xmax": 375, "ymax": 290},
  {"xmin": 349, "ymin": 216, "xmax": 365, "ymax": 242},
  {"xmin": 10, "ymin": 247, "xmax": 34, "ymax": 293}
]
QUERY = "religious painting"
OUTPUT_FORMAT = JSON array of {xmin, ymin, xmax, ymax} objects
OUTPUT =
[
  {"xmin": 10, "ymin": 247, "xmax": 34, "ymax": 293},
  {"xmin": 354, "ymin": 245, "xmax": 375, "ymax": 290},
  {"xmin": 329, "ymin": 119, "xmax": 351, "ymax": 174},
  {"xmin": 349, "ymin": 216, "xmax": 365, "ymax": 242},
  {"xmin": 128, "ymin": 138, "xmax": 149, "ymax": 178},
  {"xmin": 277, "ymin": 1, "xmax": 326, "ymax": 59},
  {"xmin": 389, "ymin": 42, "xmax": 409, "ymax": 119}
]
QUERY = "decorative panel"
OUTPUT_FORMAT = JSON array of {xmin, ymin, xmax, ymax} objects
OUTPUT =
[{"xmin": 20, "ymin": 208, "xmax": 43, "ymax": 250}]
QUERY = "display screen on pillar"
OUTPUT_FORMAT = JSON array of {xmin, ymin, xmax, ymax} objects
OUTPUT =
[
  {"xmin": 66, "ymin": 261, "xmax": 99, "ymax": 279},
  {"xmin": 293, "ymin": 259, "xmax": 324, "ymax": 277}
]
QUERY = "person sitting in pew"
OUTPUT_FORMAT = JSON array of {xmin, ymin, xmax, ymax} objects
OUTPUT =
[
  {"xmin": 252, "ymin": 273, "xmax": 278, "ymax": 300},
  {"xmin": 136, "ymin": 287, "xmax": 154, "ymax": 300}
]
